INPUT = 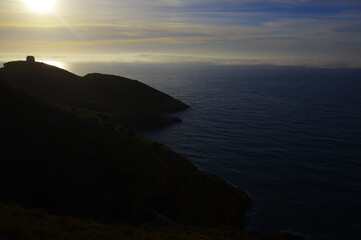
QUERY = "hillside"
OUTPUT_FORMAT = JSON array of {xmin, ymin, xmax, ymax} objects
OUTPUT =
[
  {"xmin": 0, "ymin": 60, "xmax": 188, "ymax": 128},
  {"xmin": 0, "ymin": 59, "xmax": 304, "ymax": 239},
  {"xmin": 0, "ymin": 78, "xmax": 249, "ymax": 227},
  {"xmin": 0, "ymin": 203, "xmax": 303, "ymax": 240}
]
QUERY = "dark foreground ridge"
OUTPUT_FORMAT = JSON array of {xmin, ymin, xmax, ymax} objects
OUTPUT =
[
  {"xmin": 0, "ymin": 58, "xmax": 303, "ymax": 239},
  {"xmin": 0, "ymin": 203, "xmax": 304, "ymax": 240},
  {"xmin": 1, "ymin": 58, "xmax": 189, "ymax": 128}
]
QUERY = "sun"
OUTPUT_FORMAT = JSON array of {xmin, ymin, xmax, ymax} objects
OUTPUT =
[{"xmin": 25, "ymin": 0, "xmax": 56, "ymax": 13}]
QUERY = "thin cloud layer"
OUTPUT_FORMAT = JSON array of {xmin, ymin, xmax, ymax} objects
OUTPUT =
[{"xmin": 0, "ymin": 0, "xmax": 360, "ymax": 67}]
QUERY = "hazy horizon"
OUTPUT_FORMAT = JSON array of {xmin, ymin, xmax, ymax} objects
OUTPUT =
[
  {"xmin": 1, "ymin": 0, "xmax": 360, "ymax": 68},
  {"xmin": 1, "ymin": 53, "xmax": 361, "ymax": 71}
]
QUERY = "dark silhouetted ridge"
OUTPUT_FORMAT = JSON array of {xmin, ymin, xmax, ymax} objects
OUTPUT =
[
  {"xmin": 0, "ymin": 59, "xmax": 304, "ymax": 239},
  {"xmin": 0, "ymin": 60, "xmax": 189, "ymax": 128},
  {"xmin": 0, "ymin": 77, "xmax": 250, "ymax": 227}
]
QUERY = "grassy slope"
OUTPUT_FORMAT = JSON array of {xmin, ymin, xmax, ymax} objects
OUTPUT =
[
  {"xmin": 0, "ymin": 65, "xmax": 304, "ymax": 239},
  {"xmin": 0, "ymin": 79, "xmax": 250, "ymax": 227},
  {"xmin": 0, "ymin": 204, "xmax": 303, "ymax": 240},
  {"xmin": 0, "ymin": 61, "xmax": 188, "ymax": 128}
]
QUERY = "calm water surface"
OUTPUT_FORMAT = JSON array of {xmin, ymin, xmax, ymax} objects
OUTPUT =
[{"xmin": 46, "ymin": 63, "xmax": 361, "ymax": 239}]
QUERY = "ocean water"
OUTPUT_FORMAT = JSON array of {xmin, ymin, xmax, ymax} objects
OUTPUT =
[
  {"xmin": 71, "ymin": 63, "xmax": 361, "ymax": 240},
  {"xmin": 7, "ymin": 60, "xmax": 361, "ymax": 239}
]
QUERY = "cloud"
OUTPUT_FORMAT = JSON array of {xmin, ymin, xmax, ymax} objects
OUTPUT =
[{"xmin": 1, "ymin": 0, "xmax": 360, "ymax": 67}]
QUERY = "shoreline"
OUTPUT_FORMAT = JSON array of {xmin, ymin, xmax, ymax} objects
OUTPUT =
[{"xmin": 0, "ymin": 59, "xmax": 306, "ymax": 239}]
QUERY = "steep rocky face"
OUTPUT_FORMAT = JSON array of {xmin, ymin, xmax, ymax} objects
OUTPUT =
[
  {"xmin": 0, "ymin": 61, "xmax": 189, "ymax": 128},
  {"xmin": 0, "ymin": 80, "xmax": 250, "ymax": 227}
]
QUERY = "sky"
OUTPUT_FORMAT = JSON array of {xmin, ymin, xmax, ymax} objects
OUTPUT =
[{"xmin": 1, "ymin": 0, "xmax": 361, "ymax": 67}]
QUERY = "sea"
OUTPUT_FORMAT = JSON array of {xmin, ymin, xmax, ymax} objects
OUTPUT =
[{"xmin": 6, "ymin": 61, "xmax": 361, "ymax": 239}]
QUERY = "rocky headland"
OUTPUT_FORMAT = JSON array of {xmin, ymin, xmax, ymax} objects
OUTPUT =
[
  {"xmin": 1, "ymin": 59, "xmax": 188, "ymax": 128},
  {"xmin": 0, "ymin": 58, "xmax": 303, "ymax": 240}
]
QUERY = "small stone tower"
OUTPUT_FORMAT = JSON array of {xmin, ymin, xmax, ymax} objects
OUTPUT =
[{"xmin": 26, "ymin": 56, "xmax": 35, "ymax": 63}]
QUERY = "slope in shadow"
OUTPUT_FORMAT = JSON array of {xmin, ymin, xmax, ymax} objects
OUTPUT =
[
  {"xmin": 0, "ymin": 60, "xmax": 189, "ymax": 128},
  {"xmin": 0, "ymin": 78, "xmax": 250, "ymax": 227}
]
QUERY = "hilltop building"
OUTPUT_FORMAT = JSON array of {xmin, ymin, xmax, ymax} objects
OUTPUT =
[{"xmin": 26, "ymin": 56, "xmax": 35, "ymax": 63}]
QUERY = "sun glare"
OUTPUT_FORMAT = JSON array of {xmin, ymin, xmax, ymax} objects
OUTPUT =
[
  {"xmin": 43, "ymin": 60, "xmax": 66, "ymax": 69},
  {"xmin": 25, "ymin": 0, "xmax": 56, "ymax": 13}
]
